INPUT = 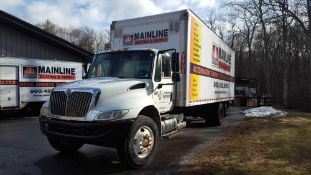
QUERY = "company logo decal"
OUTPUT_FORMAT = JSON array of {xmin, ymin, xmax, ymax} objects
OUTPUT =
[
  {"xmin": 123, "ymin": 35, "xmax": 134, "ymax": 45},
  {"xmin": 123, "ymin": 29, "xmax": 169, "ymax": 46},
  {"xmin": 22, "ymin": 66, "xmax": 76, "ymax": 80},
  {"xmin": 158, "ymin": 91, "xmax": 162, "ymax": 100},
  {"xmin": 23, "ymin": 66, "xmax": 37, "ymax": 78},
  {"xmin": 212, "ymin": 44, "xmax": 232, "ymax": 72},
  {"xmin": 66, "ymin": 89, "xmax": 72, "ymax": 96},
  {"xmin": 38, "ymin": 66, "xmax": 76, "ymax": 80}
]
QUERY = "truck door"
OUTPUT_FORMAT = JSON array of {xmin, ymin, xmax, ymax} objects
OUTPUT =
[
  {"xmin": 0, "ymin": 66, "xmax": 19, "ymax": 109},
  {"xmin": 153, "ymin": 54, "xmax": 174, "ymax": 113}
]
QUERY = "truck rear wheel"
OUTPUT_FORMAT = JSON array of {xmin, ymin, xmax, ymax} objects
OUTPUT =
[
  {"xmin": 48, "ymin": 138, "xmax": 83, "ymax": 153},
  {"xmin": 118, "ymin": 115, "xmax": 159, "ymax": 168},
  {"xmin": 205, "ymin": 103, "xmax": 224, "ymax": 126},
  {"xmin": 224, "ymin": 102, "xmax": 228, "ymax": 117}
]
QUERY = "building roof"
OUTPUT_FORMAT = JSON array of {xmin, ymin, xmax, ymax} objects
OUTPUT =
[{"xmin": 0, "ymin": 9, "xmax": 93, "ymax": 61}]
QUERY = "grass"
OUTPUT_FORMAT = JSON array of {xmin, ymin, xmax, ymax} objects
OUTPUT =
[{"xmin": 179, "ymin": 114, "xmax": 311, "ymax": 175}]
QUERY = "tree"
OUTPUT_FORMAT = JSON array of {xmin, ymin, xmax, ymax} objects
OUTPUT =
[
  {"xmin": 225, "ymin": 0, "xmax": 310, "ymax": 111},
  {"xmin": 37, "ymin": 19, "xmax": 58, "ymax": 35},
  {"xmin": 94, "ymin": 29, "xmax": 110, "ymax": 53},
  {"xmin": 36, "ymin": 21, "xmax": 111, "ymax": 53},
  {"xmin": 204, "ymin": 7, "xmax": 225, "ymax": 39}
]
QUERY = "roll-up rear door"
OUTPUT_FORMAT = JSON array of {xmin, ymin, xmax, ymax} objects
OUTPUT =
[{"xmin": 0, "ymin": 66, "xmax": 19, "ymax": 108}]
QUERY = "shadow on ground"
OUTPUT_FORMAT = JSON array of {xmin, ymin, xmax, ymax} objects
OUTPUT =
[{"xmin": 34, "ymin": 148, "xmax": 130, "ymax": 175}]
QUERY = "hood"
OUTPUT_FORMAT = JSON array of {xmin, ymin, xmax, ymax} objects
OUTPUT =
[{"xmin": 54, "ymin": 77, "xmax": 149, "ymax": 98}]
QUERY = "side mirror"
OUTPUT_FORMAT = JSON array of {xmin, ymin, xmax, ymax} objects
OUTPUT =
[
  {"xmin": 172, "ymin": 72, "xmax": 180, "ymax": 82},
  {"xmin": 172, "ymin": 52, "xmax": 180, "ymax": 82},
  {"xmin": 171, "ymin": 52, "xmax": 179, "ymax": 72}
]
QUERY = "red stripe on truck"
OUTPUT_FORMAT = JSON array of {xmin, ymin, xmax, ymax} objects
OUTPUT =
[
  {"xmin": 0, "ymin": 80, "xmax": 18, "ymax": 85},
  {"xmin": 0, "ymin": 80, "xmax": 65, "ymax": 87},
  {"xmin": 190, "ymin": 63, "xmax": 234, "ymax": 82},
  {"xmin": 19, "ymin": 82, "xmax": 65, "ymax": 87}
]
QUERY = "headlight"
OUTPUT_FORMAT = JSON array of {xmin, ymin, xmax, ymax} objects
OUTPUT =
[
  {"xmin": 40, "ymin": 106, "xmax": 49, "ymax": 117},
  {"xmin": 95, "ymin": 110, "xmax": 129, "ymax": 120}
]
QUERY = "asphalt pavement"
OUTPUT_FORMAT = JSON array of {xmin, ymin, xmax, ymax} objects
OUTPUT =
[{"xmin": 0, "ymin": 107, "xmax": 245, "ymax": 175}]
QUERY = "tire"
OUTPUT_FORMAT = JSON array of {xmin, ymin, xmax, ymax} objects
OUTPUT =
[
  {"xmin": 118, "ymin": 115, "xmax": 159, "ymax": 168},
  {"xmin": 224, "ymin": 103, "xmax": 227, "ymax": 117},
  {"xmin": 205, "ymin": 103, "xmax": 225, "ymax": 126},
  {"xmin": 48, "ymin": 138, "xmax": 83, "ymax": 153}
]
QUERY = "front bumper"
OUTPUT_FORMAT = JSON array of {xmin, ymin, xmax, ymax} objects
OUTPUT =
[{"xmin": 39, "ymin": 117, "xmax": 134, "ymax": 147}]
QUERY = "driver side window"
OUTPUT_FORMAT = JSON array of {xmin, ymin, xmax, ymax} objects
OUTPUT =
[
  {"xmin": 154, "ymin": 55, "xmax": 172, "ymax": 82},
  {"xmin": 162, "ymin": 56, "xmax": 172, "ymax": 78}
]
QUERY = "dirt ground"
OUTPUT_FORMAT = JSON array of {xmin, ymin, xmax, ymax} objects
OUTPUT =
[{"xmin": 178, "ymin": 113, "xmax": 311, "ymax": 175}]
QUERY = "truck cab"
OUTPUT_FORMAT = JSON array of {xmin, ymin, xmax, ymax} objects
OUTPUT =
[{"xmin": 39, "ymin": 48, "xmax": 185, "ymax": 168}]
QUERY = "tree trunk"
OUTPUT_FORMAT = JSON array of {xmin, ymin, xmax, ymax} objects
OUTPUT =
[
  {"xmin": 307, "ymin": 0, "xmax": 311, "ymax": 32},
  {"xmin": 258, "ymin": 0, "xmax": 269, "ymax": 96},
  {"xmin": 282, "ymin": 0, "xmax": 289, "ymax": 107},
  {"xmin": 307, "ymin": 0, "xmax": 311, "ymax": 111}
]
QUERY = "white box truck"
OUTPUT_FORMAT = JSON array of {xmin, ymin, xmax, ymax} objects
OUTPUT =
[
  {"xmin": 0, "ymin": 57, "xmax": 83, "ymax": 112},
  {"xmin": 39, "ymin": 9, "xmax": 235, "ymax": 168}
]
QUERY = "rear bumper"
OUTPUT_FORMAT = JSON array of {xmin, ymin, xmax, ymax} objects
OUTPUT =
[{"xmin": 39, "ymin": 117, "xmax": 134, "ymax": 147}]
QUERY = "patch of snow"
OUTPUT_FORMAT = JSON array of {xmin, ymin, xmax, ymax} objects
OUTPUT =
[{"xmin": 243, "ymin": 106, "xmax": 288, "ymax": 118}]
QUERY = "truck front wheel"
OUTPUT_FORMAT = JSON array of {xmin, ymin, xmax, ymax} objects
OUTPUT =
[
  {"xmin": 48, "ymin": 138, "xmax": 83, "ymax": 153},
  {"xmin": 118, "ymin": 115, "xmax": 159, "ymax": 168}
]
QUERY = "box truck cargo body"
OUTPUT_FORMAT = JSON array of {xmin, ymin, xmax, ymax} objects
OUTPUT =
[
  {"xmin": 111, "ymin": 9, "xmax": 235, "ymax": 107},
  {"xmin": 39, "ymin": 9, "xmax": 235, "ymax": 168},
  {"xmin": 0, "ymin": 57, "xmax": 83, "ymax": 110}
]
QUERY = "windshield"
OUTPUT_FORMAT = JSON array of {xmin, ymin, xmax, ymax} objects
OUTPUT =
[{"xmin": 88, "ymin": 51, "xmax": 155, "ymax": 79}]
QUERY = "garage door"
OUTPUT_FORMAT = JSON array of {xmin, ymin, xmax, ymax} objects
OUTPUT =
[{"xmin": 0, "ymin": 66, "xmax": 19, "ymax": 108}]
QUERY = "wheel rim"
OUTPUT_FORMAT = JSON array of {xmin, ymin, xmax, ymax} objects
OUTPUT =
[{"xmin": 133, "ymin": 126, "xmax": 154, "ymax": 159}]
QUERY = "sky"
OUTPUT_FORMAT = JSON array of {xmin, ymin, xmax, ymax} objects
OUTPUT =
[{"xmin": 0, "ymin": 0, "xmax": 223, "ymax": 30}]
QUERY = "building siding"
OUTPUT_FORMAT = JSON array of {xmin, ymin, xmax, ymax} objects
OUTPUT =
[{"xmin": 0, "ymin": 23, "xmax": 86, "ymax": 62}]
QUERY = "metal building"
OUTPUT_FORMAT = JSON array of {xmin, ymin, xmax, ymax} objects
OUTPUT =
[
  {"xmin": 0, "ymin": 10, "xmax": 92, "ymax": 62},
  {"xmin": 0, "ymin": 10, "xmax": 93, "ymax": 111}
]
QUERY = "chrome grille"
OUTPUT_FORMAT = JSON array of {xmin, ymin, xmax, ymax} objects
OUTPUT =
[{"xmin": 50, "ymin": 91, "xmax": 93, "ymax": 117}]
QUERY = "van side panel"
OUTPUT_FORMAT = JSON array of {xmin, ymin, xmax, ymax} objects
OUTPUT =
[
  {"xmin": 186, "ymin": 11, "xmax": 235, "ymax": 106},
  {"xmin": 0, "ymin": 57, "xmax": 83, "ymax": 109}
]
